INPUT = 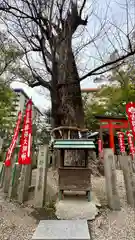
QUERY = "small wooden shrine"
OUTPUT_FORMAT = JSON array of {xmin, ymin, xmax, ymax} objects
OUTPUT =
[{"xmin": 51, "ymin": 126, "xmax": 95, "ymax": 202}]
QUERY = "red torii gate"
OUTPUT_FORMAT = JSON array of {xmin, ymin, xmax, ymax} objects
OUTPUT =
[{"xmin": 95, "ymin": 115, "xmax": 128, "ymax": 152}]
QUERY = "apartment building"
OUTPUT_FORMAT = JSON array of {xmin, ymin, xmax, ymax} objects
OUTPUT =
[
  {"xmin": 0, "ymin": 88, "xmax": 43, "ymax": 151},
  {"xmin": 12, "ymin": 88, "xmax": 42, "ymax": 124}
]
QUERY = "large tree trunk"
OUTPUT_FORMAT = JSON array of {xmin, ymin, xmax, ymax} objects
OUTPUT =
[
  {"xmin": 50, "ymin": 60, "xmax": 61, "ymax": 128},
  {"xmin": 50, "ymin": 39, "xmax": 85, "ymax": 128},
  {"xmin": 49, "ymin": 5, "xmax": 87, "ymax": 130},
  {"xmin": 51, "ymin": 35, "xmax": 86, "ymax": 166},
  {"xmin": 57, "ymin": 36, "xmax": 84, "ymax": 128}
]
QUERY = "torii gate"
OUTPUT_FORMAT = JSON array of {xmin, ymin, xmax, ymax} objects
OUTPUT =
[{"xmin": 95, "ymin": 115, "xmax": 128, "ymax": 152}]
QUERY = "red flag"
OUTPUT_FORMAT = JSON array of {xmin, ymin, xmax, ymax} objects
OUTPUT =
[
  {"xmin": 126, "ymin": 102, "xmax": 135, "ymax": 139},
  {"xmin": 98, "ymin": 139, "xmax": 103, "ymax": 160},
  {"xmin": 5, "ymin": 111, "xmax": 22, "ymax": 167},
  {"xmin": 18, "ymin": 99, "xmax": 32, "ymax": 165},
  {"xmin": 117, "ymin": 132, "xmax": 125, "ymax": 153},
  {"xmin": 126, "ymin": 130, "xmax": 135, "ymax": 158},
  {"xmin": 98, "ymin": 139, "xmax": 103, "ymax": 153}
]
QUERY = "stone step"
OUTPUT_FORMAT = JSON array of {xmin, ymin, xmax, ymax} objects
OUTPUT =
[{"xmin": 32, "ymin": 220, "xmax": 91, "ymax": 240}]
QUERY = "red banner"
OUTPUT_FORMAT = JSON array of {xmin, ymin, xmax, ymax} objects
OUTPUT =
[
  {"xmin": 126, "ymin": 130, "xmax": 135, "ymax": 157},
  {"xmin": 18, "ymin": 99, "xmax": 32, "ymax": 165},
  {"xmin": 5, "ymin": 111, "xmax": 22, "ymax": 167},
  {"xmin": 117, "ymin": 132, "xmax": 125, "ymax": 153},
  {"xmin": 126, "ymin": 102, "xmax": 135, "ymax": 138},
  {"xmin": 98, "ymin": 139, "xmax": 103, "ymax": 160},
  {"xmin": 98, "ymin": 139, "xmax": 102, "ymax": 153}
]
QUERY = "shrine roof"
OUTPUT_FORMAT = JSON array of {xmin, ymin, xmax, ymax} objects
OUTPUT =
[{"xmin": 95, "ymin": 115, "xmax": 127, "ymax": 120}]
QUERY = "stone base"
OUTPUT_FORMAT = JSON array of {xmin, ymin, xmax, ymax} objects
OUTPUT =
[
  {"xmin": 55, "ymin": 191, "xmax": 100, "ymax": 220},
  {"xmin": 32, "ymin": 220, "xmax": 90, "ymax": 240}
]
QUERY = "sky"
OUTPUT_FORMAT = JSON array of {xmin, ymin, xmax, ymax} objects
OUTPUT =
[
  {"xmin": 9, "ymin": 0, "xmax": 135, "ymax": 112},
  {"xmin": 10, "ymin": 81, "xmax": 51, "ymax": 113},
  {"xmin": 10, "ymin": 79, "xmax": 99, "ymax": 113}
]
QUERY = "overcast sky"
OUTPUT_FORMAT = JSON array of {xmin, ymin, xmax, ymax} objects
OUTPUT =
[{"xmin": 10, "ymin": 0, "xmax": 135, "ymax": 112}]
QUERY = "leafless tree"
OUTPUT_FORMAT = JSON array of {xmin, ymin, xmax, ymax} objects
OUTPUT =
[
  {"xmin": 0, "ymin": 0, "xmax": 89, "ymax": 129},
  {"xmin": 0, "ymin": 0, "xmax": 135, "ymax": 129}
]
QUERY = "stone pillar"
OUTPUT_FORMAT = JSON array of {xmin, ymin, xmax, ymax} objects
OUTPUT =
[
  {"xmin": 115, "ymin": 155, "xmax": 120, "ymax": 169},
  {"xmin": 8, "ymin": 163, "xmax": 22, "ymax": 199},
  {"xmin": 0, "ymin": 137, "xmax": 3, "ymax": 153},
  {"xmin": 34, "ymin": 145, "xmax": 48, "ymax": 208},
  {"xmin": 104, "ymin": 148, "xmax": 120, "ymax": 210},
  {"xmin": 3, "ymin": 167, "xmax": 11, "ymax": 193},
  {"xmin": 0, "ymin": 164, "xmax": 5, "ymax": 188},
  {"xmin": 8, "ymin": 147, "xmax": 21, "ymax": 199},
  {"xmin": 132, "ymin": 155, "xmax": 135, "ymax": 173},
  {"xmin": 17, "ymin": 164, "xmax": 31, "ymax": 203},
  {"xmin": 3, "ymin": 154, "xmax": 15, "ymax": 193},
  {"xmin": 119, "ymin": 155, "xmax": 135, "ymax": 207}
]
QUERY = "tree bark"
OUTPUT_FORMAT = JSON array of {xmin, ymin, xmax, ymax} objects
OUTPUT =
[
  {"xmin": 50, "ymin": 38, "xmax": 85, "ymax": 128},
  {"xmin": 51, "ymin": 36, "xmax": 85, "ymax": 166},
  {"xmin": 50, "ymin": 60, "xmax": 61, "ymax": 128},
  {"xmin": 56, "ymin": 36, "xmax": 84, "ymax": 128}
]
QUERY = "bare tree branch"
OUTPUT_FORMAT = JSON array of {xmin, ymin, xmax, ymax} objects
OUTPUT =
[
  {"xmin": 80, "ymin": 50, "xmax": 135, "ymax": 81},
  {"xmin": 30, "ymin": 74, "xmax": 52, "ymax": 91},
  {"xmin": 79, "ymin": 0, "xmax": 87, "ymax": 17}
]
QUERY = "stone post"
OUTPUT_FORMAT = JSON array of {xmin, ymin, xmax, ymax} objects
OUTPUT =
[
  {"xmin": 0, "ymin": 137, "xmax": 3, "ymax": 153},
  {"xmin": 17, "ymin": 164, "xmax": 31, "ymax": 203},
  {"xmin": 0, "ymin": 164, "xmax": 5, "ymax": 188},
  {"xmin": 132, "ymin": 155, "xmax": 135, "ymax": 173},
  {"xmin": 104, "ymin": 148, "xmax": 120, "ymax": 210},
  {"xmin": 119, "ymin": 155, "xmax": 135, "ymax": 207},
  {"xmin": 8, "ymin": 147, "xmax": 22, "ymax": 199},
  {"xmin": 34, "ymin": 144, "xmax": 48, "ymax": 208},
  {"xmin": 3, "ymin": 154, "xmax": 15, "ymax": 193}
]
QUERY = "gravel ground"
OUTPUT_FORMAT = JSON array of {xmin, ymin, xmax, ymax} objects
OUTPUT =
[
  {"xmin": 0, "ymin": 169, "xmax": 135, "ymax": 240},
  {"xmin": 89, "ymin": 170, "xmax": 135, "ymax": 240},
  {"xmin": 0, "ymin": 191, "xmax": 36, "ymax": 240}
]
